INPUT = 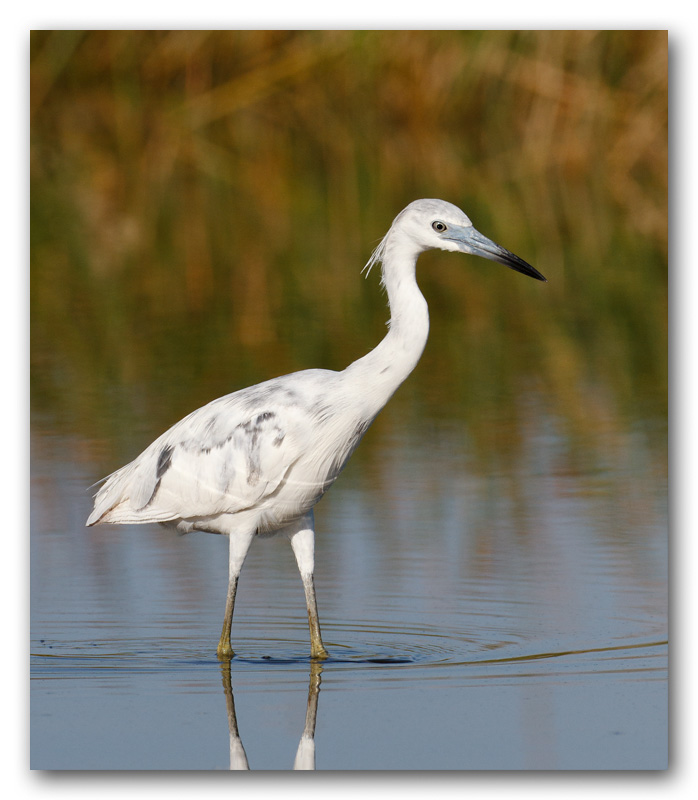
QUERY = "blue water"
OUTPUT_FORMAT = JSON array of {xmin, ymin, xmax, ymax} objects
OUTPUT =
[{"xmin": 30, "ymin": 406, "xmax": 667, "ymax": 770}]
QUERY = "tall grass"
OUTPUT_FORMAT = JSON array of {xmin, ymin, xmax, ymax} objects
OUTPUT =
[{"xmin": 31, "ymin": 30, "xmax": 667, "ymax": 473}]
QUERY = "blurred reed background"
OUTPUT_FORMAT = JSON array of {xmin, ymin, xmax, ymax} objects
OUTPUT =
[{"xmin": 30, "ymin": 30, "xmax": 667, "ymax": 480}]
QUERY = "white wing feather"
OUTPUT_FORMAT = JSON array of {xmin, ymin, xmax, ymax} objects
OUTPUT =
[{"xmin": 87, "ymin": 375, "xmax": 316, "ymax": 527}]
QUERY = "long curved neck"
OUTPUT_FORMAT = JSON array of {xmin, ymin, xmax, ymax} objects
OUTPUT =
[{"xmin": 344, "ymin": 234, "xmax": 429, "ymax": 410}]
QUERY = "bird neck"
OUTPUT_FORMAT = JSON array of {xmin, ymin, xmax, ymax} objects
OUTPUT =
[{"xmin": 345, "ymin": 235, "xmax": 429, "ymax": 408}]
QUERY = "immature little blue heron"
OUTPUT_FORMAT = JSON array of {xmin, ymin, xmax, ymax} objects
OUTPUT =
[{"xmin": 87, "ymin": 199, "xmax": 546, "ymax": 660}]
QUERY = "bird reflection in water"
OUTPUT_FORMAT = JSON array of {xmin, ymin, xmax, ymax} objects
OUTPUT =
[{"xmin": 221, "ymin": 661, "xmax": 323, "ymax": 770}]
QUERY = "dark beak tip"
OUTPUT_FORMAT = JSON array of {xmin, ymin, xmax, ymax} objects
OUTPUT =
[
  {"xmin": 524, "ymin": 265, "xmax": 547, "ymax": 282},
  {"xmin": 512, "ymin": 263, "xmax": 547, "ymax": 282}
]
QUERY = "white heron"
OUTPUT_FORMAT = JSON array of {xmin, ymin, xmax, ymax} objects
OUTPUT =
[{"xmin": 87, "ymin": 198, "xmax": 546, "ymax": 660}]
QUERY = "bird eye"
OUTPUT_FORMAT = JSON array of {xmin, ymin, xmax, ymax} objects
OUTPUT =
[{"xmin": 432, "ymin": 221, "xmax": 447, "ymax": 232}]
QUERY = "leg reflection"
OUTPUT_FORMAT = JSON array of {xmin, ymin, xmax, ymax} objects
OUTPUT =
[
  {"xmin": 293, "ymin": 660, "xmax": 323, "ymax": 770},
  {"xmin": 219, "ymin": 660, "xmax": 324, "ymax": 770},
  {"xmin": 220, "ymin": 662, "xmax": 250, "ymax": 770}
]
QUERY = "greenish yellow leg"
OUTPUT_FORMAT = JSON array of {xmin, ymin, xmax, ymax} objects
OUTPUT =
[
  {"xmin": 303, "ymin": 573, "xmax": 329, "ymax": 660},
  {"xmin": 217, "ymin": 529, "xmax": 255, "ymax": 661},
  {"xmin": 286, "ymin": 511, "xmax": 329, "ymax": 659},
  {"xmin": 217, "ymin": 574, "xmax": 238, "ymax": 660}
]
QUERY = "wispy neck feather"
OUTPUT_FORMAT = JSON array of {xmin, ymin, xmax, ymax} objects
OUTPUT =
[
  {"xmin": 363, "ymin": 227, "xmax": 426, "ymax": 322},
  {"xmin": 362, "ymin": 233, "xmax": 389, "ymax": 284}
]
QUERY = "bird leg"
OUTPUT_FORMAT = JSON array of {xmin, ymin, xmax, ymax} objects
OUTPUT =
[
  {"xmin": 301, "ymin": 572, "xmax": 328, "ymax": 660},
  {"xmin": 217, "ymin": 528, "xmax": 256, "ymax": 660},
  {"xmin": 286, "ymin": 511, "xmax": 329, "ymax": 660},
  {"xmin": 217, "ymin": 576, "xmax": 238, "ymax": 660}
]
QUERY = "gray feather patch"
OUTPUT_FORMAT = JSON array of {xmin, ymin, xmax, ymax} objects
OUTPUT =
[{"xmin": 156, "ymin": 445, "xmax": 174, "ymax": 479}]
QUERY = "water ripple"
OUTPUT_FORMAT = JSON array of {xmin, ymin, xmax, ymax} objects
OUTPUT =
[{"xmin": 31, "ymin": 625, "xmax": 667, "ymax": 690}]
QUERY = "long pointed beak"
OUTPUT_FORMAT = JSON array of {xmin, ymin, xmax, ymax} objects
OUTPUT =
[{"xmin": 447, "ymin": 226, "xmax": 547, "ymax": 282}]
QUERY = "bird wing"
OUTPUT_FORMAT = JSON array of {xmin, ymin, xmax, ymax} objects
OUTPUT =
[{"xmin": 87, "ymin": 390, "xmax": 307, "ymax": 526}]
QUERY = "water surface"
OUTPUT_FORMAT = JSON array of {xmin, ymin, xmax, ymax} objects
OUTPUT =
[{"xmin": 31, "ymin": 401, "xmax": 667, "ymax": 770}]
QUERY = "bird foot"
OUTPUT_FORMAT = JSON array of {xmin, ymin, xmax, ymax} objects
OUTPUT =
[{"xmin": 217, "ymin": 642, "xmax": 235, "ymax": 661}]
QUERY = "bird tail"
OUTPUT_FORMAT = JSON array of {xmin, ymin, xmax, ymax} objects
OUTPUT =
[{"xmin": 86, "ymin": 469, "xmax": 125, "ymax": 525}]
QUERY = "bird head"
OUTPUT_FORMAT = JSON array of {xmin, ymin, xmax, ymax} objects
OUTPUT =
[{"xmin": 367, "ymin": 199, "xmax": 547, "ymax": 282}]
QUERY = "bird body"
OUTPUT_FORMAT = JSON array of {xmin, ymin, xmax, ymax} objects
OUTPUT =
[
  {"xmin": 87, "ymin": 199, "xmax": 546, "ymax": 659},
  {"xmin": 88, "ymin": 367, "xmax": 380, "ymax": 536}
]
